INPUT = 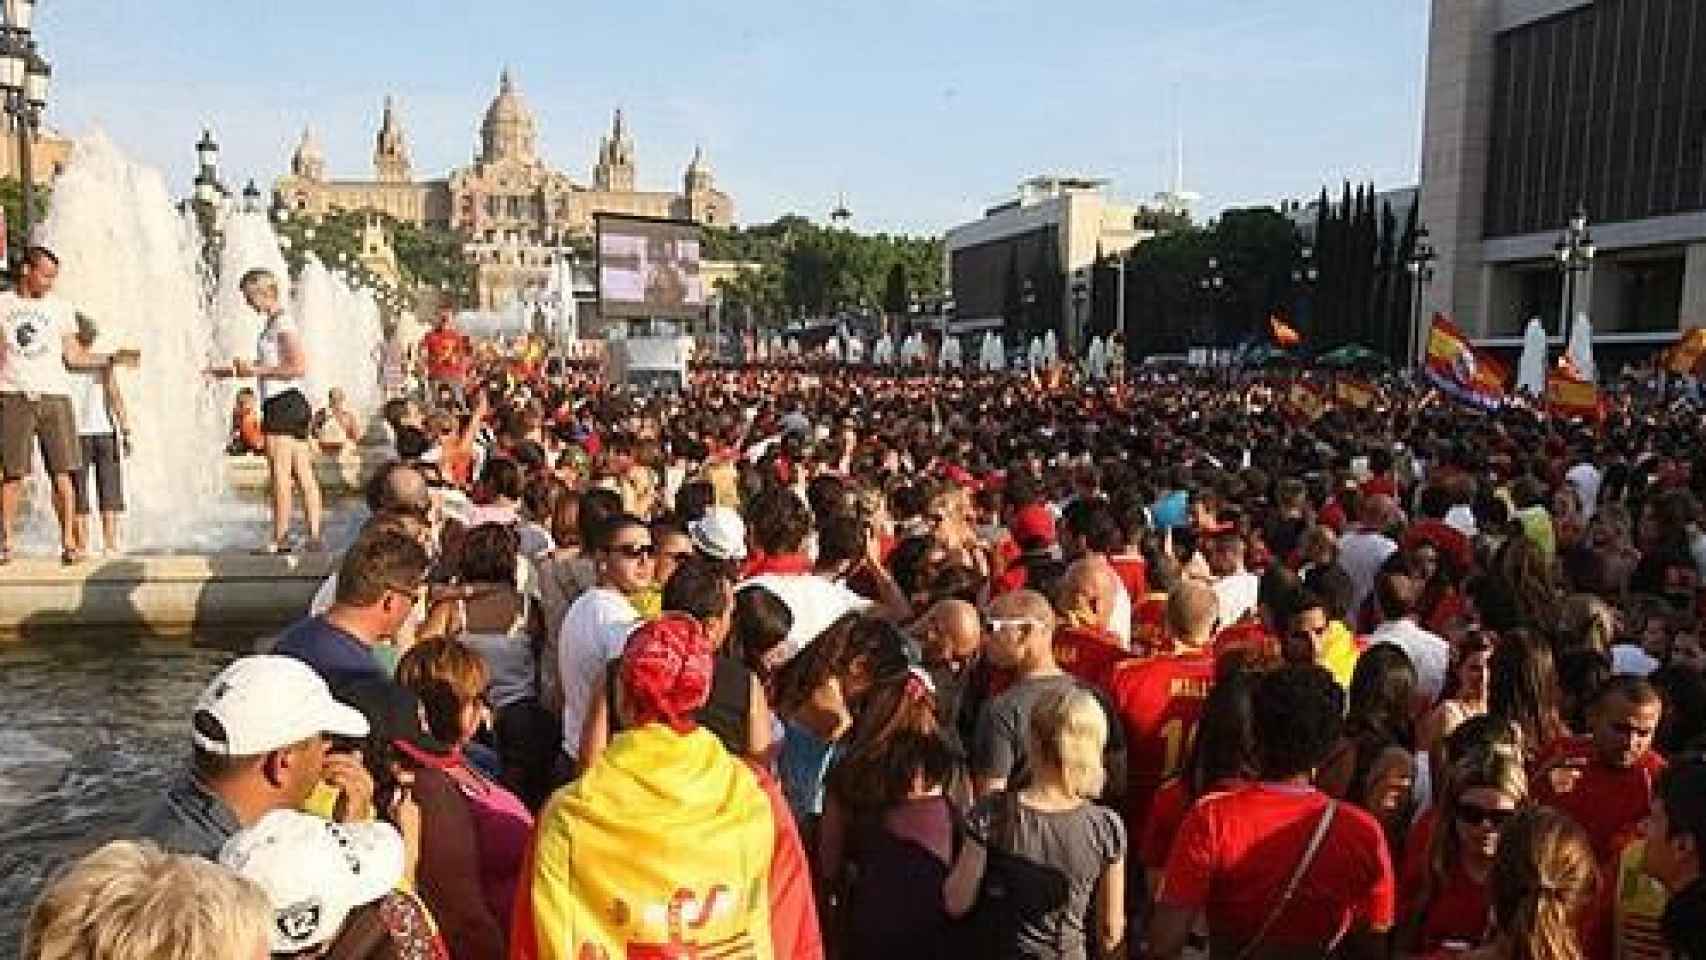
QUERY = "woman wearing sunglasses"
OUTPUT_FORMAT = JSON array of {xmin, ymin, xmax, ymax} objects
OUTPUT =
[{"xmin": 1399, "ymin": 746, "xmax": 1528, "ymax": 955}]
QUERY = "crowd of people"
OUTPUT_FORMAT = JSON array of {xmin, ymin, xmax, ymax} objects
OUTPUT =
[{"xmin": 17, "ymin": 325, "xmax": 1706, "ymax": 960}]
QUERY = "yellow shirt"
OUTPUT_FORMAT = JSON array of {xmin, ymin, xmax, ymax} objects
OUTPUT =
[{"xmin": 1322, "ymin": 620, "xmax": 1362, "ymax": 691}]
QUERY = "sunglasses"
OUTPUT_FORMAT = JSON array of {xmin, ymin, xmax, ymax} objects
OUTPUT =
[
  {"xmin": 985, "ymin": 616, "xmax": 1040, "ymax": 633},
  {"xmin": 1456, "ymin": 803, "xmax": 1517, "ymax": 828},
  {"xmin": 609, "ymin": 543, "xmax": 657, "ymax": 560}
]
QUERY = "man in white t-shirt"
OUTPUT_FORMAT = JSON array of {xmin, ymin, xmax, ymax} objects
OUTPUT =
[
  {"xmin": 0, "ymin": 247, "xmax": 130, "ymax": 563},
  {"xmin": 1336, "ymin": 494, "xmax": 1400, "ymax": 626},
  {"xmin": 557, "ymin": 514, "xmax": 653, "ymax": 772},
  {"xmin": 1366, "ymin": 564, "xmax": 1451, "ymax": 709}
]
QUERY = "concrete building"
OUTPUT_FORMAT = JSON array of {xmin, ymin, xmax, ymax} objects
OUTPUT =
[
  {"xmin": 1419, "ymin": 0, "xmax": 1706, "ymax": 355},
  {"xmin": 945, "ymin": 176, "xmax": 1147, "ymax": 352},
  {"xmin": 0, "ymin": 127, "xmax": 71, "ymax": 184},
  {"xmin": 273, "ymin": 69, "xmax": 734, "ymax": 311}
]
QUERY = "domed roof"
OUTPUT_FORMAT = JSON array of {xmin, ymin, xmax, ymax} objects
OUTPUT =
[
  {"xmin": 481, "ymin": 68, "xmax": 537, "ymax": 163},
  {"xmin": 294, "ymin": 124, "xmax": 323, "ymax": 161}
]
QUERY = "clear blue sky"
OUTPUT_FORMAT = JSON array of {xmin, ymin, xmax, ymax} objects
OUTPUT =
[{"xmin": 42, "ymin": 0, "xmax": 1427, "ymax": 236}]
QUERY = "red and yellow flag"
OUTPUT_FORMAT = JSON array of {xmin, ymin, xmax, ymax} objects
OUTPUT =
[
  {"xmin": 1660, "ymin": 328, "xmax": 1706, "ymax": 376},
  {"xmin": 1334, "ymin": 377, "xmax": 1378, "ymax": 410},
  {"xmin": 1269, "ymin": 314, "xmax": 1302, "ymax": 348},
  {"xmin": 1546, "ymin": 356, "xmax": 1603, "ymax": 421},
  {"xmin": 1288, "ymin": 380, "xmax": 1328, "ymax": 421},
  {"xmin": 1423, "ymin": 313, "xmax": 1509, "ymax": 410},
  {"xmin": 510, "ymin": 726, "xmax": 822, "ymax": 960}
]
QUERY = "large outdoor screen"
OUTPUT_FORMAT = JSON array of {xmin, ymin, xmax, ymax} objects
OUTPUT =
[{"xmin": 596, "ymin": 214, "xmax": 705, "ymax": 321}]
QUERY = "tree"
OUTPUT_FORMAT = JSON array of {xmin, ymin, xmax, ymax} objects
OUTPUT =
[{"xmin": 882, "ymin": 261, "xmax": 909, "ymax": 316}]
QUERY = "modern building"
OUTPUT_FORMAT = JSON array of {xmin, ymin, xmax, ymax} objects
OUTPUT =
[
  {"xmin": 273, "ymin": 69, "xmax": 735, "ymax": 311},
  {"xmin": 1419, "ymin": 0, "xmax": 1706, "ymax": 359},
  {"xmin": 945, "ymin": 176, "xmax": 1148, "ymax": 352}
]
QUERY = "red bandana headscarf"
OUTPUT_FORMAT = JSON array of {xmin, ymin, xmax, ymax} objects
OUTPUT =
[{"xmin": 618, "ymin": 614, "xmax": 714, "ymax": 734}]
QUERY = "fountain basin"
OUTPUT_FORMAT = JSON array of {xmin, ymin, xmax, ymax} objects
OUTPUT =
[
  {"xmin": 0, "ymin": 553, "xmax": 334, "ymax": 641},
  {"xmin": 225, "ymin": 446, "xmax": 391, "ymax": 498}
]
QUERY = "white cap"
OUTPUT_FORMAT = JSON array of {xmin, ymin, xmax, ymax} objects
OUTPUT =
[
  {"xmin": 1444, "ymin": 504, "xmax": 1479, "ymax": 538},
  {"xmin": 220, "ymin": 810, "xmax": 404, "ymax": 954},
  {"xmin": 191, "ymin": 655, "xmax": 369, "ymax": 756},
  {"xmin": 688, "ymin": 506, "xmax": 748, "ymax": 562}
]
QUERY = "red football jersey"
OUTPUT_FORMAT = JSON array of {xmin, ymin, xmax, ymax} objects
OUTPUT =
[
  {"xmin": 1105, "ymin": 650, "xmax": 1215, "ymax": 828},
  {"xmin": 1141, "ymin": 776, "xmax": 1250, "ymax": 871},
  {"xmin": 1158, "ymin": 784, "xmax": 1397, "ymax": 947},
  {"xmin": 1130, "ymin": 593, "xmax": 1171, "ymax": 655},
  {"xmin": 1533, "ymin": 736, "xmax": 1666, "ymax": 862},
  {"xmin": 1108, "ymin": 553, "xmax": 1149, "ymax": 604}
]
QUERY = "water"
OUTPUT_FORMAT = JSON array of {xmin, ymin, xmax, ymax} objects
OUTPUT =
[
  {"xmin": 33, "ymin": 134, "xmax": 231, "ymax": 551},
  {"xmin": 21, "ymin": 134, "xmax": 386, "ymax": 552},
  {"xmin": 0, "ymin": 640, "xmax": 238, "ymax": 952}
]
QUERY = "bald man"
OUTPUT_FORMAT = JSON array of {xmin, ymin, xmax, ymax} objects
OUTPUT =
[
  {"xmin": 1053, "ymin": 558, "xmax": 1130, "ymax": 688},
  {"xmin": 971, "ymin": 589, "xmax": 1126, "ymax": 798},
  {"xmin": 1105, "ymin": 579, "xmax": 1219, "ymax": 832},
  {"xmin": 911, "ymin": 598, "xmax": 985, "ymax": 746},
  {"xmin": 1337, "ymin": 493, "xmax": 1399, "ymax": 624}
]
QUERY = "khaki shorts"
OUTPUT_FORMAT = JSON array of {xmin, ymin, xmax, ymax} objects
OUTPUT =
[{"xmin": 0, "ymin": 393, "xmax": 83, "ymax": 480}]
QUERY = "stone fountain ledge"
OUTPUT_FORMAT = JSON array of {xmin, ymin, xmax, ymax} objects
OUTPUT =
[{"xmin": 0, "ymin": 552, "xmax": 335, "ymax": 641}]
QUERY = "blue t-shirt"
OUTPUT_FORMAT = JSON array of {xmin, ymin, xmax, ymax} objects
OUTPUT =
[{"xmin": 272, "ymin": 615, "xmax": 386, "ymax": 687}]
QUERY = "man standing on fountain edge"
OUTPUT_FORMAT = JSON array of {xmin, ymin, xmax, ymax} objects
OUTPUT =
[{"xmin": 0, "ymin": 246, "xmax": 134, "ymax": 565}]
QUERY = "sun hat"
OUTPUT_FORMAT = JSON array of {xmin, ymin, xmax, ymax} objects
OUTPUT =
[
  {"xmin": 687, "ymin": 505, "xmax": 748, "ymax": 561},
  {"xmin": 191, "ymin": 656, "xmax": 369, "ymax": 757},
  {"xmin": 220, "ymin": 810, "xmax": 404, "ymax": 954}
]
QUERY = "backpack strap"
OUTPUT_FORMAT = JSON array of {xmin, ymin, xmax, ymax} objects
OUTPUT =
[{"xmin": 1234, "ymin": 800, "xmax": 1338, "ymax": 960}]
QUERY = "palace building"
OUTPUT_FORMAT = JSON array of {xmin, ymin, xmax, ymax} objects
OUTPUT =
[{"xmin": 272, "ymin": 69, "xmax": 735, "ymax": 310}]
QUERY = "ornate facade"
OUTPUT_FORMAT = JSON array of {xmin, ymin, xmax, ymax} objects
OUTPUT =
[{"xmin": 273, "ymin": 70, "xmax": 735, "ymax": 310}]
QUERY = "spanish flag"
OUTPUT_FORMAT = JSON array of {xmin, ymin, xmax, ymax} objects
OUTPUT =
[
  {"xmin": 1334, "ymin": 377, "xmax": 1378, "ymax": 410},
  {"xmin": 510, "ymin": 726, "xmax": 822, "ymax": 960},
  {"xmin": 1269, "ymin": 314, "xmax": 1302, "ymax": 348},
  {"xmin": 1546, "ymin": 356, "xmax": 1603, "ymax": 422},
  {"xmin": 1288, "ymin": 380, "xmax": 1328, "ymax": 421},
  {"xmin": 1660, "ymin": 328, "xmax": 1706, "ymax": 376},
  {"xmin": 1423, "ymin": 313, "xmax": 1509, "ymax": 410}
]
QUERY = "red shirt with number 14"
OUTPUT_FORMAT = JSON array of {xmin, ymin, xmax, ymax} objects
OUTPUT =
[{"xmin": 1104, "ymin": 649, "xmax": 1215, "ymax": 829}]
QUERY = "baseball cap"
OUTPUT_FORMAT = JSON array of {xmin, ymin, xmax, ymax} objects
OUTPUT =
[
  {"xmin": 191, "ymin": 655, "xmax": 369, "ymax": 757},
  {"xmin": 1010, "ymin": 503, "xmax": 1057, "ymax": 550},
  {"xmin": 220, "ymin": 810, "xmax": 404, "ymax": 954},
  {"xmin": 687, "ymin": 505, "xmax": 748, "ymax": 562}
]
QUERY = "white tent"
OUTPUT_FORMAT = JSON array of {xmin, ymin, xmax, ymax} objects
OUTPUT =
[
  {"xmin": 1027, "ymin": 336, "xmax": 1043, "ymax": 371},
  {"xmin": 940, "ymin": 336, "xmax": 961, "ymax": 368},
  {"xmin": 982, "ymin": 333, "xmax": 1001, "ymax": 372},
  {"xmin": 1086, "ymin": 336, "xmax": 1108, "ymax": 382},
  {"xmin": 1043, "ymin": 330, "xmax": 1059, "ymax": 368},
  {"xmin": 1567, "ymin": 311, "xmax": 1597, "ymax": 382},
  {"xmin": 825, "ymin": 337, "xmax": 842, "ymax": 363},
  {"xmin": 848, "ymin": 336, "xmax": 865, "ymax": 364},
  {"xmin": 1516, "ymin": 317, "xmax": 1548, "ymax": 396},
  {"xmin": 873, "ymin": 334, "xmax": 893, "ymax": 366}
]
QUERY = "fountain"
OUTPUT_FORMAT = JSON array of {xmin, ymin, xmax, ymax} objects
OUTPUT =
[{"xmin": 2, "ymin": 134, "xmax": 394, "ymax": 636}]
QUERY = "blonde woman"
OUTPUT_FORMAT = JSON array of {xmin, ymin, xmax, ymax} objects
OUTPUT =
[
  {"xmin": 1400, "ymin": 747, "xmax": 1528, "ymax": 954},
  {"xmin": 24, "ymin": 840, "xmax": 271, "ymax": 960},
  {"xmin": 208, "ymin": 268, "xmax": 323, "ymax": 553},
  {"xmin": 1452, "ymin": 807, "xmax": 1599, "ymax": 960},
  {"xmin": 947, "ymin": 686, "xmax": 1126, "ymax": 959}
]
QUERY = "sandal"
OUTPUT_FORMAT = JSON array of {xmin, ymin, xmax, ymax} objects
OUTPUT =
[
  {"xmin": 0, "ymin": 545, "xmax": 10, "ymax": 565},
  {"xmin": 61, "ymin": 548, "xmax": 84, "ymax": 566}
]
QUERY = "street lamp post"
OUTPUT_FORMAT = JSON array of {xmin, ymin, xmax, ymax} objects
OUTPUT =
[
  {"xmin": 1291, "ymin": 244, "xmax": 1318, "ymax": 336},
  {"xmin": 1406, "ymin": 225, "xmax": 1438, "ymax": 368},
  {"xmin": 1198, "ymin": 256, "xmax": 1226, "ymax": 363},
  {"xmin": 1553, "ymin": 200, "xmax": 1596, "ymax": 340},
  {"xmin": 1, "ymin": 1, "xmax": 51, "ymax": 259},
  {"xmin": 1069, "ymin": 268, "xmax": 1089, "ymax": 359}
]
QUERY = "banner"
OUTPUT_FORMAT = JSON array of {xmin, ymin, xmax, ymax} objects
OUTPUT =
[{"xmin": 1422, "ymin": 313, "xmax": 1509, "ymax": 411}]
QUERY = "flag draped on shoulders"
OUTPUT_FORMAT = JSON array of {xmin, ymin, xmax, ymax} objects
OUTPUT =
[
  {"xmin": 1422, "ymin": 313, "xmax": 1509, "ymax": 410},
  {"xmin": 510, "ymin": 725, "xmax": 822, "ymax": 960}
]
